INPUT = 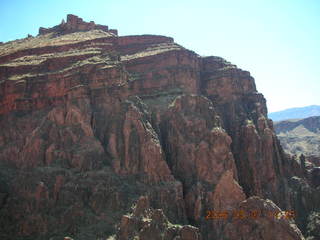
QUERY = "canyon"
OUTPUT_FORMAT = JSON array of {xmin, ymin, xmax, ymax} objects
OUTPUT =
[{"xmin": 0, "ymin": 15, "xmax": 318, "ymax": 240}]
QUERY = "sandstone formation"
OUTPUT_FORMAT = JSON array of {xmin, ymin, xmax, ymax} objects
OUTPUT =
[
  {"xmin": 0, "ymin": 15, "xmax": 316, "ymax": 240},
  {"xmin": 115, "ymin": 196, "xmax": 201, "ymax": 240},
  {"xmin": 223, "ymin": 196, "xmax": 305, "ymax": 240},
  {"xmin": 39, "ymin": 14, "xmax": 118, "ymax": 36},
  {"xmin": 273, "ymin": 114, "xmax": 320, "ymax": 231}
]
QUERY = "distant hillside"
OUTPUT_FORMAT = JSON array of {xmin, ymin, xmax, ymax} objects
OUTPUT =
[
  {"xmin": 274, "ymin": 116, "xmax": 320, "ymax": 156},
  {"xmin": 269, "ymin": 105, "xmax": 320, "ymax": 121}
]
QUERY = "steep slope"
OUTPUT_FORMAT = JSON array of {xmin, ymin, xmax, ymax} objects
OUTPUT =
[
  {"xmin": 0, "ymin": 14, "xmax": 312, "ymax": 240},
  {"xmin": 269, "ymin": 105, "xmax": 320, "ymax": 121}
]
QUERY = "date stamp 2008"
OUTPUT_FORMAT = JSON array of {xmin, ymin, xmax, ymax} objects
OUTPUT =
[{"xmin": 205, "ymin": 209, "xmax": 295, "ymax": 220}]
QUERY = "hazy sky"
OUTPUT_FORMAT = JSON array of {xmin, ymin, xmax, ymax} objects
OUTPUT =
[{"xmin": 1, "ymin": 0, "xmax": 319, "ymax": 112}]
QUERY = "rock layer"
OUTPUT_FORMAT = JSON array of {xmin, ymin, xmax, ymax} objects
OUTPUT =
[{"xmin": 0, "ymin": 15, "xmax": 311, "ymax": 240}]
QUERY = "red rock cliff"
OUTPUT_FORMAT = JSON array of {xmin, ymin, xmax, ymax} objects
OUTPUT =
[{"xmin": 0, "ymin": 15, "xmax": 310, "ymax": 240}]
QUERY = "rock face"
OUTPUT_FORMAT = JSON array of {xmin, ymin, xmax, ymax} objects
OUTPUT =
[
  {"xmin": 223, "ymin": 196, "xmax": 305, "ymax": 240},
  {"xmin": 200, "ymin": 56, "xmax": 287, "ymax": 204},
  {"xmin": 116, "ymin": 196, "xmax": 201, "ymax": 240},
  {"xmin": 0, "ymin": 14, "xmax": 313, "ymax": 240}
]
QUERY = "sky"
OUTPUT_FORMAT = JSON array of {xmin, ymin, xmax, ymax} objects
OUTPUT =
[{"xmin": 0, "ymin": 0, "xmax": 319, "ymax": 112}]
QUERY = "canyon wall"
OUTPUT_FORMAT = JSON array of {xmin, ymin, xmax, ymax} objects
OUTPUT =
[{"xmin": 0, "ymin": 15, "xmax": 315, "ymax": 240}]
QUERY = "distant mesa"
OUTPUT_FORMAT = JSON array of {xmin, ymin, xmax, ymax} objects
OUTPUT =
[
  {"xmin": 269, "ymin": 105, "xmax": 320, "ymax": 121},
  {"xmin": 38, "ymin": 14, "xmax": 118, "ymax": 36}
]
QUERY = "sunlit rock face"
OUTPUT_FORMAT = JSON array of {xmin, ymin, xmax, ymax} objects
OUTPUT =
[{"xmin": 0, "ymin": 15, "xmax": 311, "ymax": 240}]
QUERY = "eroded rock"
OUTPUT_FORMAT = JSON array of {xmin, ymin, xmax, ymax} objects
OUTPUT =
[
  {"xmin": 0, "ymin": 14, "xmax": 314, "ymax": 240},
  {"xmin": 224, "ymin": 197, "xmax": 305, "ymax": 240},
  {"xmin": 116, "ymin": 196, "xmax": 201, "ymax": 240}
]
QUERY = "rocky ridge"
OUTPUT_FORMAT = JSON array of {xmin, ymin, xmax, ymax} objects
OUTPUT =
[
  {"xmin": 269, "ymin": 105, "xmax": 320, "ymax": 122},
  {"xmin": 274, "ymin": 116, "xmax": 320, "ymax": 158},
  {"xmin": 0, "ymin": 15, "xmax": 317, "ymax": 240}
]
